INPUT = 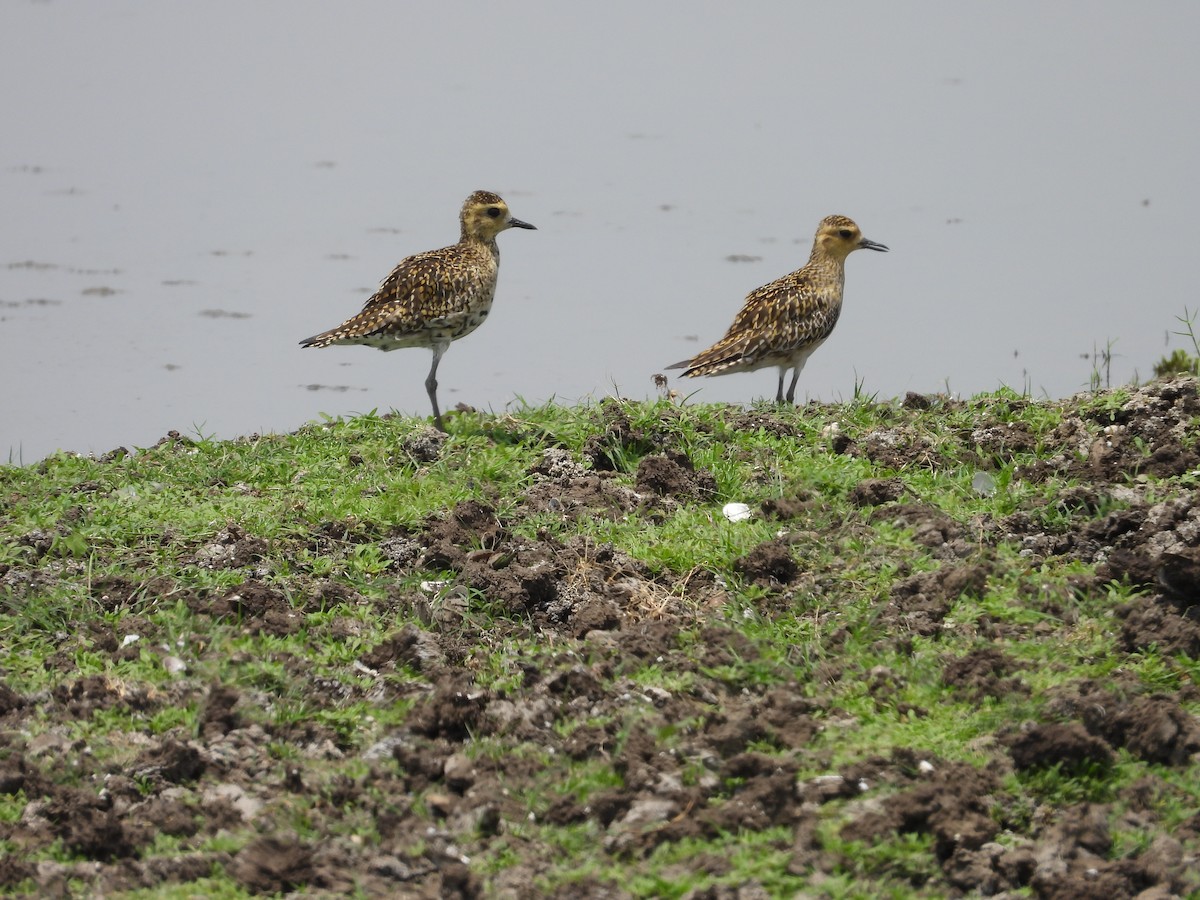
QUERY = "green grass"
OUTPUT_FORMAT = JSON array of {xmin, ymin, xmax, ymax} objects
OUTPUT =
[{"xmin": 2, "ymin": 393, "xmax": 1199, "ymax": 897}]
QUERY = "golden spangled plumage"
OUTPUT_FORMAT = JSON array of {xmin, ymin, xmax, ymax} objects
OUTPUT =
[
  {"xmin": 301, "ymin": 190, "xmax": 535, "ymax": 430},
  {"xmin": 667, "ymin": 214, "xmax": 887, "ymax": 405}
]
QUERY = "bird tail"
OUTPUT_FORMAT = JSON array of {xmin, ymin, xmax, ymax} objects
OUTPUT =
[
  {"xmin": 666, "ymin": 344, "xmax": 748, "ymax": 378},
  {"xmin": 299, "ymin": 331, "xmax": 335, "ymax": 348}
]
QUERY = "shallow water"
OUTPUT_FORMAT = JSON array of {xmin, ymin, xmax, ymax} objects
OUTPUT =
[{"xmin": 3, "ymin": 1, "xmax": 1199, "ymax": 462}]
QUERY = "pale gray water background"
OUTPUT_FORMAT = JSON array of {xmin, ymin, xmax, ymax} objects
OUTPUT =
[{"xmin": 3, "ymin": 1, "xmax": 1199, "ymax": 463}]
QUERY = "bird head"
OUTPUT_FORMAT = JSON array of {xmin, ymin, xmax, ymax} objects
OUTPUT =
[
  {"xmin": 814, "ymin": 215, "xmax": 888, "ymax": 260},
  {"xmin": 461, "ymin": 191, "xmax": 537, "ymax": 241}
]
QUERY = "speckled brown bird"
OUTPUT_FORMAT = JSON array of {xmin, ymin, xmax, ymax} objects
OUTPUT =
[
  {"xmin": 667, "ymin": 215, "xmax": 887, "ymax": 404},
  {"xmin": 301, "ymin": 190, "xmax": 535, "ymax": 430}
]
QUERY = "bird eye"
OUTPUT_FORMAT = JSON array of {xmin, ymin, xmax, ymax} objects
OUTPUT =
[
  {"xmin": 485, "ymin": 207, "xmax": 503, "ymax": 219},
  {"xmin": 838, "ymin": 229, "xmax": 854, "ymax": 239}
]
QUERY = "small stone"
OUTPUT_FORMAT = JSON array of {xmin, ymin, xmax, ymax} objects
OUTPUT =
[
  {"xmin": 616, "ymin": 798, "xmax": 675, "ymax": 828},
  {"xmin": 443, "ymin": 753, "xmax": 476, "ymax": 792}
]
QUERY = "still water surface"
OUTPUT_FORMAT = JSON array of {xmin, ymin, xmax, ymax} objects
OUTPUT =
[{"xmin": 3, "ymin": 1, "xmax": 1199, "ymax": 462}]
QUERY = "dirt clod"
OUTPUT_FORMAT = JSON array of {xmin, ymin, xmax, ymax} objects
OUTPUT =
[
  {"xmin": 734, "ymin": 539, "xmax": 799, "ymax": 587},
  {"xmin": 1008, "ymin": 723, "xmax": 1115, "ymax": 772}
]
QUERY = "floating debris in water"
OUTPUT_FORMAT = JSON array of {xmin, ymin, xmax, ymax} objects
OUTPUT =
[
  {"xmin": 301, "ymin": 383, "xmax": 368, "ymax": 393},
  {"xmin": 199, "ymin": 309, "xmax": 252, "ymax": 319}
]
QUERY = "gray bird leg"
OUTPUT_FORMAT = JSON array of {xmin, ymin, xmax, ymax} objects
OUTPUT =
[
  {"xmin": 426, "ymin": 345, "xmax": 446, "ymax": 431},
  {"xmin": 785, "ymin": 367, "xmax": 801, "ymax": 405}
]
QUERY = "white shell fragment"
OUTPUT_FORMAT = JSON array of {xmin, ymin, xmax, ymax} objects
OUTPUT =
[
  {"xmin": 722, "ymin": 502, "xmax": 753, "ymax": 522},
  {"xmin": 971, "ymin": 471, "xmax": 996, "ymax": 496}
]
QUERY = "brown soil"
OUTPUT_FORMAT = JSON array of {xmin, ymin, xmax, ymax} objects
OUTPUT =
[{"xmin": 2, "ymin": 380, "xmax": 1200, "ymax": 897}]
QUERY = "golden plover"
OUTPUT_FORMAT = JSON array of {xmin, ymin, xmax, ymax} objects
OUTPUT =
[
  {"xmin": 667, "ymin": 215, "xmax": 887, "ymax": 404},
  {"xmin": 300, "ymin": 190, "xmax": 535, "ymax": 430}
]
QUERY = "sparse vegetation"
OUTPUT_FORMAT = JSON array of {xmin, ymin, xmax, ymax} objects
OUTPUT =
[{"xmin": 1153, "ymin": 307, "xmax": 1200, "ymax": 380}]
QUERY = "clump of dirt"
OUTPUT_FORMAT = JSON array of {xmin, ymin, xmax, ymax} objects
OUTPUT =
[
  {"xmin": 199, "ymin": 684, "xmax": 243, "ymax": 738},
  {"xmin": 398, "ymin": 426, "xmax": 446, "ymax": 464},
  {"xmin": 361, "ymin": 623, "xmax": 448, "ymax": 676},
  {"xmin": 970, "ymin": 419, "xmax": 1040, "ymax": 461},
  {"xmin": 854, "ymin": 428, "xmax": 938, "ymax": 470},
  {"xmin": 902, "ymin": 391, "xmax": 935, "ymax": 410},
  {"xmin": 193, "ymin": 523, "xmax": 269, "ymax": 570},
  {"xmin": 734, "ymin": 539, "xmax": 799, "ymax": 587},
  {"xmin": 1023, "ymin": 679, "xmax": 1200, "ymax": 773},
  {"xmin": 131, "ymin": 738, "xmax": 206, "ymax": 786},
  {"xmin": 521, "ymin": 449, "xmax": 641, "ymax": 520},
  {"xmin": 191, "ymin": 580, "xmax": 302, "ymax": 636},
  {"xmin": 884, "ymin": 562, "xmax": 990, "ymax": 636},
  {"xmin": 844, "ymin": 753, "xmax": 1003, "ymax": 868},
  {"xmin": 848, "ymin": 477, "xmax": 906, "ymax": 507},
  {"xmin": 1098, "ymin": 502, "xmax": 1200, "ymax": 591},
  {"xmin": 941, "ymin": 646, "xmax": 1028, "ymax": 700},
  {"xmin": 760, "ymin": 491, "xmax": 818, "ymax": 519},
  {"xmin": 0, "ymin": 681, "xmax": 28, "ymax": 717},
  {"xmin": 582, "ymin": 400, "xmax": 682, "ymax": 471},
  {"xmin": 407, "ymin": 677, "xmax": 494, "ymax": 741},
  {"xmin": 634, "ymin": 449, "xmax": 717, "ymax": 502},
  {"xmin": 1007, "ymin": 722, "xmax": 1115, "ymax": 771},
  {"xmin": 38, "ymin": 787, "xmax": 148, "ymax": 861},
  {"xmin": 1088, "ymin": 695, "xmax": 1200, "ymax": 766},
  {"xmin": 1024, "ymin": 802, "xmax": 1178, "ymax": 900},
  {"xmin": 402, "ymin": 499, "xmax": 689, "ymax": 632},
  {"xmin": 229, "ymin": 835, "xmax": 316, "ymax": 894},
  {"xmin": 872, "ymin": 503, "xmax": 974, "ymax": 558},
  {"xmin": 1116, "ymin": 597, "xmax": 1200, "ymax": 656},
  {"xmin": 1079, "ymin": 377, "xmax": 1200, "ymax": 481}
]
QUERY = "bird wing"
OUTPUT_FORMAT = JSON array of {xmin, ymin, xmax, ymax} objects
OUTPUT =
[
  {"xmin": 340, "ymin": 245, "xmax": 493, "ymax": 342},
  {"xmin": 678, "ymin": 279, "xmax": 839, "ymax": 374},
  {"xmin": 300, "ymin": 244, "xmax": 495, "ymax": 347},
  {"xmin": 359, "ymin": 245, "xmax": 490, "ymax": 326}
]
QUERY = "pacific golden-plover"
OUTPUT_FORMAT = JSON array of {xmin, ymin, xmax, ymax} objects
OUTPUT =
[
  {"xmin": 667, "ymin": 215, "xmax": 887, "ymax": 404},
  {"xmin": 300, "ymin": 190, "xmax": 535, "ymax": 430}
]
